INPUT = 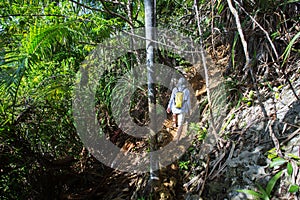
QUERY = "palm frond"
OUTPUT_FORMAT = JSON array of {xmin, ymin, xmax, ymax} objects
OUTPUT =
[
  {"xmin": 0, "ymin": 20, "xmax": 85, "ymax": 98},
  {"xmin": 26, "ymin": 22, "xmax": 83, "ymax": 56}
]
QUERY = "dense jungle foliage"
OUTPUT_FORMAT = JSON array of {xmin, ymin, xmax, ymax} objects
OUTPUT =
[{"xmin": 0, "ymin": 0, "xmax": 299, "ymax": 199}]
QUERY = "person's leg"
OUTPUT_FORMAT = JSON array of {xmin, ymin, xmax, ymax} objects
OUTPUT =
[
  {"xmin": 172, "ymin": 114, "xmax": 178, "ymax": 128},
  {"xmin": 175, "ymin": 113, "xmax": 186, "ymax": 143}
]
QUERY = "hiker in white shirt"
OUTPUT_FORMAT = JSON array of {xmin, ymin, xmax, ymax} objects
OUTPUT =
[{"xmin": 167, "ymin": 77, "xmax": 191, "ymax": 142}]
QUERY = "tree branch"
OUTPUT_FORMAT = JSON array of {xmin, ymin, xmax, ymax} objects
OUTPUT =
[
  {"xmin": 227, "ymin": 0, "xmax": 268, "ymax": 118},
  {"xmin": 234, "ymin": 1, "xmax": 299, "ymax": 102},
  {"xmin": 234, "ymin": 0, "xmax": 279, "ymax": 59},
  {"xmin": 99, "ymin": 0, "xmax": 134, "ymax": 27},
  {"xmin": 69, "ymin": 0, "xmax": 133, "ymax": 27}
]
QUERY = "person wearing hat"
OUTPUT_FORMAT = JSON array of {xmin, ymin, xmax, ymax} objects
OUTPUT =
[{"xmin": 167, "ymin": 77, "xmax": 191, "ymax": 142}]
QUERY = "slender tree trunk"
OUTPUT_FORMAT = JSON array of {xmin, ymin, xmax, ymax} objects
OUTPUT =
[
  {"xmin": 194, "ymin": 0, "xmax": 219, "ymax": 144},
  {"xmin": 144, "ymin": 0, "xmax": 159, "ymax": 193}
]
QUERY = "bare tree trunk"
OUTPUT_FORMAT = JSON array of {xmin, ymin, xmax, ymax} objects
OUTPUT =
[{"xmin": 144, "ymin": 0, "xmax": 159, "ymax": 193}]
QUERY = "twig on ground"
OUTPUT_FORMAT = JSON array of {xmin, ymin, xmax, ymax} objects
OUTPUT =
[
  {"xmin": 183, "ymin": 175, "xmax": 201, "ymax": 189},
  {"xmin": 198, "ymin": 156, "xmax": 210, "ymax": 196},
  {"xmin": 268, "ymin": 120, "xmax": 283, "ymax": 157},
  {"xmin": 280, "ymin": 128, "xmax": 300, "ymax": 145},
  {"xmin": 208, "ymin": 151, "xmax": 226, "ymax": 178},
  {"xmin": 209, "ymin": 142, "xmax": 235, "ymax": 180}
]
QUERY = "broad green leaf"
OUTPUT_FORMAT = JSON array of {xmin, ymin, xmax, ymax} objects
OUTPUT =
[
  {"xmin": 237, "ymin": 189, "xmax": 264, "ymax": 199},
  {"xmin": 288, "ymin": 184, "xmax": 299, "ymax": 193},
  {"xmin": 267, "ymin": 148, "xmax": 278, "ymax": 160},
  {"xmin": 270, "ymin": 157, "xmax": 287, "ymax": 168},
  {"xmin": 249, "ymin": 90, "xmax": 254, "ymax": 99},
  {"xmin": 256, "ymin": 184, "xmax": 269, "ymax": 200},
  {"xmin": 287, "ymin": 153, "xmax": 300, "ymax": 160},
  {"xmin": 266, "ymin": 170, "xmax": 283, "ymax": 196},
  {"xmin": 282, "ymin": 31, "xmax": 300, "ymax": 66},
  {"xmin": 287, "ymin": 162, "xmax": 293, "ymax": 176}
]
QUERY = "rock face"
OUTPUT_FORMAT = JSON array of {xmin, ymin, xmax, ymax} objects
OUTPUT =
[{"xmin": 219, "ymin": 78, "xmax": 300, "ymax": 199}]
